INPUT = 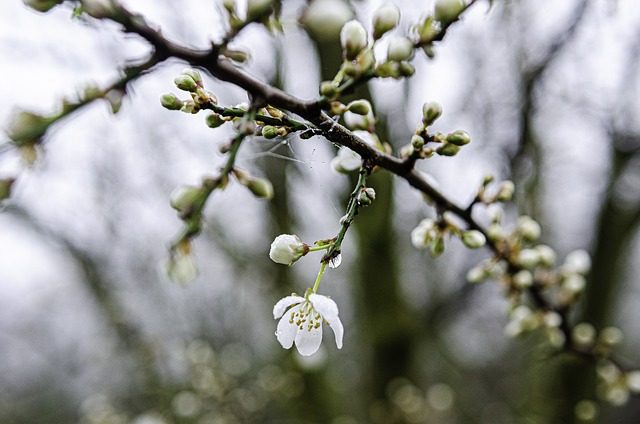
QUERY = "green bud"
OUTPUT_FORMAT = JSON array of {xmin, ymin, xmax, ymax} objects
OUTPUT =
[
  {"xmin": 261, "ymin": 125, "xmax": 279, "ymax": 139},
  {"xmin": 23, "ymin": 0, "xmax": 64, "ymax": 12},
  {"xmin": 517, "ymin": 215, "xmax": 542, "ymax": 241},
  {"xmin": 180, "ymin": 100, "xmax": 197, "ymax": 114},
  {"xmin": 81, "ymin": 0, "xmax": 116, "ymax": 19},
  {"xmin": 372, "ymin": 3, "xmax": 400, "ymax": 40},
  {"xmin": 422, "ymin": 101, "xmax": 442, "ymax": 126},
  {"xmin": 462, "ymin": 230, "xmax": 486, "ymax": 248},
  {"xmin": 375, "ymin": 61, "xmax": 399, "ymax": 78},
  {"xmin": 357, "ymin": 48, "xmax": 376, "ymax": 73},
  {"xmin": 435, "ymin": 143, "xmax": 460, "ymax": 156},
  {"xmin": 346, "ymin": 99, "xmax": 371, "ymax": 115},
  {"xmin": 434, "ymin": 0, "xmax": 465, "ymax": 25},
  {"xmin": 512, "ymin": 270, "xmax": 533, "ymax": 288},
  {"xmin": 387, "ymin": 37, "xmax": 414, "ymax": 62},
  {"xmin": 329, "ymin": 101, "xmax": 347, "ymax": 115},
  {"xmin": 222, "ymin": 0, "xmax": 235, "ymax": 13},
  {"xmin": 174, "ymin": 75, "xmax": 198, "ymax": 92},
  {"xmin": 320, "ymin": 81, "xmax": 338, "ymax": 98},
  {"xmin": 170, "ymin": 185, "xmax": 202, "ymax": 215},
  {"xmin": 205, "ymin": 113, "xmax": 225, "ymax": 128},
  {"xmin": 340, "ymin": 20, "xmax": 368, "ymax": 60},
  {"xmin": 446, "ymin": 129, "xmax": 470, "ymax": 146},
  {"xmin": 364, "ymin": 187, "xmax": 376, "ymax": 201},
  {"xmin": 398, "ymin": 61, "xmax": 415, "ymax": 77},
  {"xmin": 246, "ymin": 177, "xmax": 274, "ymax": 199},
  {"xmin": 160, "ymin": 92, "xmax": 183, "ymax": 110},
  {"xmin": 358, "ymin": 191, "xmax": 372, "ymax": 206},
  {"xmin": 0, "ymin": 178, "xmax": 15, "ymax": 202},
  {"xmin": 6, "ymin": 110, "xmax": 50, "ymax": 144},
  {"xmin": 180, "ymin": 68, "xmax": 203, "ymax": 87},
  {"xmin": 429, "ymin": 234, "xmax": 445, "ymax": 257},
  {"xmin": 417, "ymin": 16, "xmax": 439, "ymax": 44},
  {"xmin": 247, "ymin": 0, "xmax": 274, "ymax": 21},
  {"xmin": 222, "ymin": 48, "xmax": 249, "ymax": 63},
  {"xmin": 495, "ymin": 180, "xmax": 515, "ymax": 202},
  {"xmin": 411, "ymin": 134, "xmax": 425, "ymax": 149}
]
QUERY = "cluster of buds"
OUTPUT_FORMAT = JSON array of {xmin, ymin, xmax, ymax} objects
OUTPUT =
[
  {"xmin": 161, "ymin": 68, "xmax": 218, "ymax": 115},
  {"xmin": 411, "ymin": 213, "xmax": 485, "ymax": 257},
  {"xmin": 503, "ymin": 305, "xmax": 565, "ymax": 346},
  {"xmin": 411, "ymin": 0, "xmax": 467, "ymax": 58},
  {"xmin": 401, "ymin": 101, "xmax": 471, "ymax": 159},
  {"xmin": 596, "ymin": 360, "xmax": 640, "ymax": 406}
]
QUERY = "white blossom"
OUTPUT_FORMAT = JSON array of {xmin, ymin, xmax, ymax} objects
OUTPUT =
[
  {"xmin": 331, "ymin": 147, "xmax": 362, "ymax": 173},
  {"xmin": 273, "ymin": 293, "xmax": 344, "ymax": 356},
  {"xmin": 269, "ymin": 234, "xmax": 307, "ymax": 266},
  {"xmin": 411, "ymin": 218, "xmax": 436, "ymax": 249}
]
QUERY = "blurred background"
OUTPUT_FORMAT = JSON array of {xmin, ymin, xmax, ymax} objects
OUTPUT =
[{"xmin": 1, "ymin": 0, "xmax": 640, "ymax": 423}]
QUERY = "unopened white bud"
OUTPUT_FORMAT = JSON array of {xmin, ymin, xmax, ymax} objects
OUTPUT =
[
  {"xmin": 466, "ymin": 266, "xmax": 486, "ymax": 284},
  {"xmin": 572, "ymin": 322, "xmax": 596, "ymax": 347},
  {"xmin": 517, "ymin": 249, "xmax": 541, "ymax": 268},
  {"xmin": 174, "ymin": 75, "xmax": 198, "ymax": 92},
  {"xmin": 411, "ymin": 219, "xmax": 436, "ymax": 249},
  {"xmin": 387, "ymin": 37, "xmax": 414, "ymax": 62},
  {"xmin": 627, "ymin": 371, "xmax": 640, "ymax": 394},
  {"xmin": 269, "ymin": 234, "xmax": 308, "ymax": 266},
  {"xmin": 161, "ymin": 92, "xmax": 183, "ymax": 110},
  {"xmin": 535, "ymin": 244, "xmax": 556, "ymax": 266},
  {"xmin": 372, "ymin": 3, "xmax": 400, "ymax": 40},
  {"xmin": 563, "ymin": 274, "xmax": 586, "ymax": 294},
  {"xmin": 331, "ymin": 147, "xmax": 361, "ymax": 173},
  {"xmin": 513, "ymin": 270, "xmax": 533, "ymax": 288},
  {"xmin": 422, "ymin": 101, "xmax": 442, "ymax": 126},
  {"xmin": 599, "ymin": 327, "xmax": 623, "ymax": 347},
  {"xmin": 180, "ymin": 68, "xmax": 203, "ymax": 87},
  {"xmin": 495, "ymin": 180, "xmax": 515, "ymax": 202},
  {"xmin": 303, "ymin": 0, "xmax": 354, "ymax": 41},
  {"xmin": 517, "ymin": 216, "xmax": 542, "ymax": 241},
  {"xmin": 340, "ymin": 20, "xmax": 368, "ymax": 60},
  {"xmin": 461, "ymin": 230, "xmax": 486, "ymax": 249},
  {"xmin": 167, "ymin": 242, "xmax": 198, "ymax": 285},
  {"xmin": 564, "ymin": 249, "xmax": 591, "ymax": 274}
]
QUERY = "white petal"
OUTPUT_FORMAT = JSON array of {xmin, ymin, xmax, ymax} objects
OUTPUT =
[
  {"xmin": 294, "ymin": 322, "xmax": 323, "ymax": 356},
  {"xmin": 273, "ymin": 295, "xmax": 304, "ymax": 319},
  {"xmin": 276, "ymin": 306, "xmax": 300, "ymax": 349},
  {"xmin": 309, "ymin": 294, "xmax": 344, "ymax": 349}
]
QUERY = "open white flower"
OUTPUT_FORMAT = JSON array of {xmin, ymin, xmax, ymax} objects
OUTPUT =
[{"xmin": 273, "ymin": 293, "xmax": 344, "ymax": 356}]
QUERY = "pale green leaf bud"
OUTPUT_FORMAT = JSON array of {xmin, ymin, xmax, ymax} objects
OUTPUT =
[
  {"xmin": 81, "ymin": 0, "xmax": 115, "ymax": 19},
  {"xmin": 247, "ymin": 0, "xmax": 273, "ymax": 21},
  {"xmin": 261, "ymin": 125, "xmax": 279, "ymax": 139},
  {"xmin": 346, "ymin": 99, "xmax": 371, "ymax": 115},
  {"xmin": 358, "ymin": 190, "xmax": 372, "ymax": 206},
  {"xmin": 205, "ymin": 113, "xmax": 225, "ymax": 128},
  {"xmin": 320, "ymin": 81, "xmax": 338, "ymax": 98},
  {"xmin": 0, "ymin": 178, "xmax": 15, "ymax": 202},
  {"xmin": 417, "ymin": 17, "xmax": 439, "ymax": 44},
  {"xmin": 572, "ymin": 322, "xmax": 596, "ymax": 348},
  {"xmin": 517, "ymin": 215, "xmax": 541, "ymax": 241},
  {"xmin": 387, "ymin": 37, "xmax": 414, "ymax": 62},
  {"xmin": 429, "ymin": 234, "xmax": 445, "ymax": 257},
  {"xmin": 422, "ymin": 101, "xmax": 442, "ymax": 126},
  {"xmin": 411, "ymin": 134, "xmax": 424, "ymax": 150},
  {"xmin": 180, "ymin": 68, "xmax": 203, "ymax": 87},
  {"xmin": 512, "ymin": 269, "xmax": 533, "ymax": 288},
  {"xmin": 6, "ymin": 110, "xmax": 50, "ymax": 144},
  {"xmin": 23, "ymin": 0, "xmax": 64, "ymax": 12},
  {"xmin": 446, "ymin": 129, "xmax": 470, "ymax": 146},
  {"xmin": 302, "ymin": 0, "xmax": 354, "ymax": 42},
  {"xmin": 160, "ymin": 92, "xmax": 183, "ymax": 110},
  {"xmin": 462, "ymin": 230, "xmax": 486, "ymax": 248},
  {"xmin": 435, "ymin": 143, "xmax": 460, "ymax": 157},
  {"xmin": 340, "ymin": 20, "xmax": 368, "ymax": 60},
  {"xmin": 174, "ymin": 75, "xmax": 198, "ymax": 92},
  {"xmin": 434, "ymin": 0, "xmax": 465, "ymax": 25},
  {"xmin": 344, "ymin": 106, "xmax": 374, "ymax": 131},
  {"xmin": 170, "ymin": 185, "xmax": 201, "ymax": 214},
  {"xmin": 269, "ymin": 234, "xmax": 308, "ymax": 265},
  {"xmin": 495, "ymin": 180, "xmax": 515, "ymax": 202},
  {"xmin": 372, "ymin": 2, "xmax": 400, "ymax": 40}
]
